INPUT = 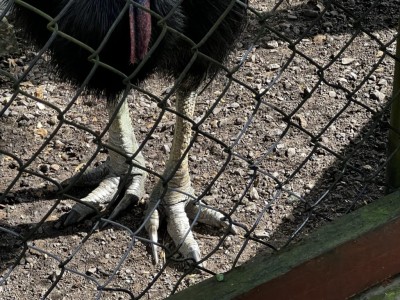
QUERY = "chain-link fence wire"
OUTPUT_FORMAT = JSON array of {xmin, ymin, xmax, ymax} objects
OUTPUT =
[{"xmin": 0, "ymin": 0, "xmax": 399, "ymax": 298}]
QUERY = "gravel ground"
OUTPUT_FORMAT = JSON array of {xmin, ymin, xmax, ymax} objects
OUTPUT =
[{"xmin": 1, "ymin": 0, "xmax": 399, "ymax": 299}]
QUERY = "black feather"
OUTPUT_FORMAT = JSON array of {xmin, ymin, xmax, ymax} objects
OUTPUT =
[{"xmin": 10, "ymin": 0, "xmax": 247, "ymax": 98}]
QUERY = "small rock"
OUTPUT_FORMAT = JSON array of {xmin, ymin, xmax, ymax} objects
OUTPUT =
[
  {"xmin": 163, "ymin": 144, "xmax": 170, "ymax": 154},
  {"xmin": 313, "ymin": 34, "xmax": 327, "ymax": 44},
  {"xmin": 341, "ymin": 57, "xmax": 355, "ymax": 65},
  {"xmin": 267, "ymin": 63, "xmax": 280, "ymax": 71},
  {"xmin": 36, "ymin": 102, "xmax": 46, "ymax": 110},
  {"xmin": 328, "ymin": 90, "xmax": 337, "ymax": 98},
  {"xmin": 349, "ymin": 72, "xmax": 358, "ymax": 80},
  {"xmin": 293, "ymin": 114, "xmax": 307, "ymax": 128},
  {"xmin": 286, "ymin": 148, "xmax": 296, "ymax": 157},
  {"xmin": 266, "ymin": 40, "xmax": 279, "ymax": 49},
  {"xmin": 244, "ymin": 202, "xmax": 256, "ymax": 213},
  {"xmin": 22, "ymin": 113, "xmax": 35, "ymax": 120},
  {"xmin": 54, "ymin": 140, "xmax": 64, "ymax": 149},
  {"xmin": 223, "ymin": 236, "xmax": 233, "ymax": 248},
  {"xmin": 370, "ymin": 90, "xmax": 385, "ymax": 101},
  {"xmin": 305, "ymin": 182, "xmax": 315, "ymax": 190},
  {"xmin": 86, "ymin": 267, "xmax": 97, "ymax": 275},
  {"xmin": 229, "ymin": 102, "xmax": 240, "ymax": 108},
  {"xmin": 234, "ymin": 118, "xmax": 245, "ymax": 125},
  {"xmin": 249, "ymin": 187, "xmax": 260, "ymax": 200},
  {"xmin": 254, "ymin": 230, "xmax": 270, "ymax": 238},
  {"xmin": 362, "ymin": 165, "xmax": 373, "ymax": 171},
  {"xmin": 213, "ymin": 107, "xmax": 222, "ymax": 115},
  {"xmin": 2, "ymin": 107, "xmax": 11, "ymax": 117},
  {"xmin": 50, "ymin": 164, "xmax": 60, "ymax": 171},
  {"xmin": 377, "ymin": 78, "xmax": 388, "ymax": 86},
  {"xmin": 48, "ymin": 116, "xmax": 58, "ymax": 126}
]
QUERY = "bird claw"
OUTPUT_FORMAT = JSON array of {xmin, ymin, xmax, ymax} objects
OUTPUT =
[
  {"xmin": 62, "ymin": 208, "xmax": 86, "ymax": 226},
  {"xmin": 54, "ymin": 207, "xmax": 88, "ymax": 229},
  {"xmin": 144, "ymin": 188, "xmax": 236, "ymax": 266},
  {"xmin": 145, "ymin": 209, "xmax": 160, "ymax": 264},
  {"xmin": 186, "ymin": 199, "xmax": 238, "ymax": 235},
  {"xmin": 148, "ymin": 224, "xmax": 159, "ymax": 264},
  {"xmin": 59, "ymin": 167, "xmax": 146, "ymax": 228},
  {"xmin": 61, "ymin": 161, "xmax": 110, "ymax": 188}
]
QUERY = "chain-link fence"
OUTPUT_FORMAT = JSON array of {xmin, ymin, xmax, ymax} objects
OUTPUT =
[{"xmin": 1, "ymin": 0, "xmax": 399, "ymax": 299}]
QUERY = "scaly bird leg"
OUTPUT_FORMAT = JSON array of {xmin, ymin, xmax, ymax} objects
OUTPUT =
[
  {"xmin": 61, "ymin": 98, "xmax": 147, "ymax": 226},
  {"xmin": 145, "ymin": 91, "xmax": 236, "ymax": 265}
]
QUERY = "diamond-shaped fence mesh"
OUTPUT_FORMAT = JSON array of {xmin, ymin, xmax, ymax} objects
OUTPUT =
[{"xmin": 1, "ymin": 0, "xmax": 399, "ymax": 299}]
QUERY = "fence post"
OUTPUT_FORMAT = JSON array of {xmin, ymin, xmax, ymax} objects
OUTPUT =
[{"xmin": 387, "ymin": 22, "xmax": 400, "ymax": 192}]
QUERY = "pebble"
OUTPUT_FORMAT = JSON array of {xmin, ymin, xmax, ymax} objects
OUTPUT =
[
  {"xmin": 341, "ymin": 57, "xmax": 355, "ymax": 65},
  {"xmin": 229, "ymin": 102, "xmax": 240, "ymax": 108},
  {"xmin": 254, "ymin": 230, "xmax": 270, "ymax": 238},
  {"xmin": 267, "ymin": 63, "xmax": 280, "ymax": 71},
  {"xmin": 349, "ymin": 72, "xmax": 358, "ymax": 80},
  {"xmin": 378, "ymin": 78, "xmax": 388, "ymax": 86},
  {"xmin": 2, "ymin": 107, "xmax": 10, "ymax": 117},
  {"xmin": 36, "ymin": 102, "xmax": 46, "ymax": 110},
  {"xmin": 86, "ymin": 267, "xmax": 97, "ymax": 275},
  {"xmin": 370, "ymin": 90, "xmax": 385, "ymax": 101},
  {"xmin": 293, "ymin": 114, "xmax": 307, "ymax": 128},
  {"xmin": 266, "ymin": 40, "xmax": 279, "ymax": 49},
  {"xmin": 249, "ymin": 187, "xmax": 260, "ymax": 200},
  {"xmin": 286, "ymin": 148, "xmax": 296, "ymax": 157},
  {"xmin": 313, "ymin": 34, "xmax": 327, "ymax": 44},
  {"xmin": 328, "ymin": 91, "xmax": 337, "ymax": 98},
  {"xmin": 244, "ymin": 202, "xmax": 256, "ymax": 213},
  {"xmin": 50, "ymin": 164, "xmax": 60, "ymax": 171},
  {"xmin": 22, "ymin": 113, "xmax": 35, "ymax": 120},
  {"xmin": 223, "ymin": 236, "xmax": 233, "ymax": 248},
  {"xmin": 305, "ymin": 182, "xmax": 315, "ymax": 190},
  {"xmin": 48, "ymin": 115, "xmax": 58, "ymax": 126},
  {"xmin": 163, "ymin": 144, "xmax": 170, "ymax": 154}
]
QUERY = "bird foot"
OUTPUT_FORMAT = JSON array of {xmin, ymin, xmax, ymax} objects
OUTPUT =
[
  {"xmin": 58, "ymin": 158, "xmax": 146, "ymax": 227},
  {"xmin": 145, "ymin": 184, "xmax": 237, "ymax": 265}
]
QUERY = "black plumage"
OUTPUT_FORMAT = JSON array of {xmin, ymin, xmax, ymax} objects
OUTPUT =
[{"xmin": 11, "ymin": 0, "xmax": 247, "ymax": 97}]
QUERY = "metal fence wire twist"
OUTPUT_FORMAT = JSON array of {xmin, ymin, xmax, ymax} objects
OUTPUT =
[{"xmin": 1, "ymin": 0, "xmax": 399, "ymax": 298}]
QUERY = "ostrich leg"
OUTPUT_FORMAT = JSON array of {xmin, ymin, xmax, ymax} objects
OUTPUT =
[
  {"xmin": 62, "ymin": 99, "xmax": 147, "ymax": 225},
  {"xmin": 145, "ymin": 91, "xmax": 236, "ymax": 264}
]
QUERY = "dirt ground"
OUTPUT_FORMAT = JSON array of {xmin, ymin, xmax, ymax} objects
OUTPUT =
[{"xmin": 1, "ymin": 0, "xmax": 399, "ymax": 299}]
